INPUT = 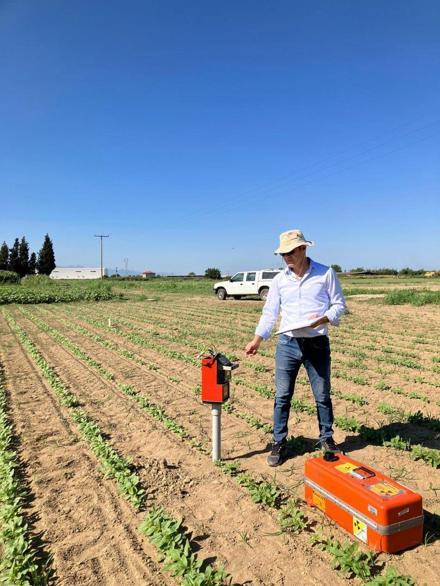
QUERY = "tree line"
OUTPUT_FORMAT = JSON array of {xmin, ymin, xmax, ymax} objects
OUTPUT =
[{"xmin": 0, "ymin": 234, "xmax": 56, "ymax": 277}]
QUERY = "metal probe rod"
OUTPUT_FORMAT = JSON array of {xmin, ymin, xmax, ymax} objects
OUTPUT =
[{"xmin": 211, "ymin": 403, "xmax": 221, "ymax": 461}]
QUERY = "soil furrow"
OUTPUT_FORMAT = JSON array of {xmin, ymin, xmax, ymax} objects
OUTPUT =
[
  {"xmin": 11, "ymin": 307, "xmax": 348, "ymax": 585},
  {"xmin": 12, "ymin": 304, "xmax": 440, "ymax": 585},
  {"xmin": 0, "ymin": 313, "xmax": 172, "ymax": 586}
]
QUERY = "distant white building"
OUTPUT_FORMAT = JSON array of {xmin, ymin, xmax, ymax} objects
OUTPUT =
[{"xmin": 50, "ymin": 267, "xmax": 108, "ymax": 280}]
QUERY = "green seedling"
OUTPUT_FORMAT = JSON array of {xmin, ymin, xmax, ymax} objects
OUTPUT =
[
  {"xmin": 291, "ymin": 398, "xmax": 315, "ymax": 416},
  {"xmin": 346, "ymin": 359, "xmax": 367, "ymax": 370},
  {"xmin": 333, "ymin": 390, "xmax": 368, "ymax": 406},
  {"xmin": 334, "ymin": 415, "xmax": 362, "ymax": 432},
  {"xmin": 377, "ymin": 354, "xmax": 421, "ymax": 370},
  {"xmin": 236, "ymin": 412, "xmax": 272, "ymax": 434},
  {"xmin": 375, "ymin": 381, "xmax": 391, "ymax": 391},
  {"xmin": 140, "ymin": 507, "xmax": 229, "ymax": 585},
  {"xmin": 246, "ymin": 362, "xmax": 270, "ymax": 373},
  {"xmin": 168, "ymin": 375, "xmax": 181, "ymax": 383},
  {"xmin": 215, "ymin": 461, "xmax": 241, "ymax": 476},
  {"xmin": 408, "ymin": 391, "xmax": 430, "ymax": 403},
  {"xmin": 389, "ymin": 386, "xmax": 406, "ymax": 396},
  {"xmin": 410, "ymin": 445, "xmax": 440, "ymax": 468},
  {"xmin": 236, "ymin": 474, "xmax": 280, "ymax": 508},
  {"xmin": 313, "ymin": 536, "xmax": 377, "ymax": 580},
  {"xmin": 382, "ymin": 435, "xmax": 410, "ymax": 451},
  {"xmin": 278, "ymin": 499, "xmax": 308, "ymax": 533},
  {"xmin": 365, "ymin": 566, "xmax": 415, "ymax": 585}
]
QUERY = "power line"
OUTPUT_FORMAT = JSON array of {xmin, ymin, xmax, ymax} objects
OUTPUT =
[{"xmin": 176, "ymin": 117, "xmax": 440, "ymax": 229}]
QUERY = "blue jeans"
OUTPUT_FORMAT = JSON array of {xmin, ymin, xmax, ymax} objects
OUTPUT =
[{"xmin": 273, "ymin": 334, "xmax": 334, "ymax": 444}]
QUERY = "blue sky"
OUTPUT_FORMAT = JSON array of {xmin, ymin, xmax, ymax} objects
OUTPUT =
[{"xmin": 1, "ymin": 0, "xmax": 439, "ymax": 274}]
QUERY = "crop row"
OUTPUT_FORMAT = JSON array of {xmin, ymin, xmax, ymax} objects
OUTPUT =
[
  {"xmin": 76, "ymin": 302, "xmax": 440, "ymax": 390},
  {"xmin": 54, "ymin": 306, "xmax": 440, "ymax": 459},
  {"xmin": 137, "ymin": 298, "xmax": 439, "ymax": 354},
  {"xmin": 0, "ymin": 364, "xmax": 50, "ymax": 585},
  {"xmin": 25, "ymin": 307, "xmax": 438, "ymax": 516},
  {"xmin": 291, "ymin": 397, "xmax": 440, "ymax": 469},
  {"xmin": 4, "ymin": 313, "xmax": 146, "ymax": 508},
  {"xmin": 51, "ymin": 305, "xmax": 380, "ymax": 439},
  {"xmin": 51, "ymin": 305, "xmax": 412, "ymax": 404},
  {"xmin": 3, "ymin": 311, "xmax": 228, "ymax": 585},
  {"xmin": 11, "ymin": 310, "xmax": 420, "ymax": 584},
  {"xmin": 24, "ymin": 307, "xmax": 274, "ymax": 439},
  {"xmin": 10, "ymin": 311, "xmax": 323, "ymax": 578},
  {"xmin": 14, "ymin": 312, "xmax": 313, "ymax": 512},
  {"xmin": 58, "ymin": 300, "xmax": 413, "ymax": 381},
  {"xmin": 106, "ymin": 304, "xmax": 440, "ymax": 403},
  {"xmin": 37, "ymin": 306, "xmax": 440, "ymax": 470}
]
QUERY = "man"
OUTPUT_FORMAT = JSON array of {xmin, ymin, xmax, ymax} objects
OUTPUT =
[{"xmin": 245, "ymin": 229, "xmax": 346, "ymax": 466}]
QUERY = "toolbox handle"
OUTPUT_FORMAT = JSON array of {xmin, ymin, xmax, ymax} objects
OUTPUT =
[{"xmin": 354, "ymin": 466, "xmax": 376, "ymax": 479}]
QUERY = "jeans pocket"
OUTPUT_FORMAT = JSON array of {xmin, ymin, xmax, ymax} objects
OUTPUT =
[{"xmin": 277, "ymin": 334, "xmax": 291, "ymax": 346}]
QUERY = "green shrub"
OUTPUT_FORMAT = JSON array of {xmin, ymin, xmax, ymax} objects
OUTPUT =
[
  {"xmin": 20, "ymin": 274, "xmax": 53, "ymax": 288},
  {"xmin": 0, "ymin": 270, "xmax": 20, "ymax": 284},
  {"xmin": 383, "ymin": 289, "xmax": 440, "ymax": 306},
  {"xmin": 0, "ymin": 286, "xmax": 116, "ymax": 304},
  {"xmin": 343, "ymin": 287, "xmax": 389, "ymax": 296}
]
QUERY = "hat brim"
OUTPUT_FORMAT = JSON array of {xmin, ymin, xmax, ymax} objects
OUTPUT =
[{"xmin": 274, "ymin": 240, "xmax": 314, "ymax": 255}]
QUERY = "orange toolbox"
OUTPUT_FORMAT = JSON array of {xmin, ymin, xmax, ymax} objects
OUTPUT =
[{"xmin": 304, "ymin": 453, "xmax": 423, "ymax": 553}]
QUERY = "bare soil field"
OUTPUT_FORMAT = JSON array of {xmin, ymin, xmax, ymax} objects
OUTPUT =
[{"xmin": 1, "ymin": 293, "xmax": 439, "ymax": 585}]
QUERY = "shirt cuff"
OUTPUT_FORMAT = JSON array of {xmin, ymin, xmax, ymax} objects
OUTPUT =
[
  {"xmin": 255, "ymin": 327, "xmax": 270, "ymax": 341},
  {"xmin": 324, "ymin": 309, "xmax": 339, "ymax": 326}
]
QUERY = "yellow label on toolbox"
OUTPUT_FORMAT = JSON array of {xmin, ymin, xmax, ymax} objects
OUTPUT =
[
  {"xmin": 353, "ymin": 517, "xmax": 368, "ymax": 543},
  {"xmin": 335, "ymin": 462, "xmax": 358, "ymax": 474},
  {"xmin": 312, "ymin": 492, "xmax": 326, "ymax": 511},
  {"xmin": 369, "ymin": 481, "xmax": 403, "ymax": 498}
]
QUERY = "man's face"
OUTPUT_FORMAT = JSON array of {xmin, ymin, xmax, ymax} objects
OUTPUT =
[{"xmin": 281, "ymin": 245, "xmax": 307, "ymax": 268}]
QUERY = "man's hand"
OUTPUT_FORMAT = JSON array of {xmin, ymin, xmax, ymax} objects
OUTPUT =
[
  {"xmin": 309, "ymin": 316, "xmax": 330, "ymax": 328},
  {"xmin": 245, "ymin": 335, "xmax": 263, "ymax": 356}
]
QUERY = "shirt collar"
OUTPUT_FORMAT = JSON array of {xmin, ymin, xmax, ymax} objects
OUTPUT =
[{"xmin": 284, "ymin": 257, "xmax": 314, "ymax": 277}]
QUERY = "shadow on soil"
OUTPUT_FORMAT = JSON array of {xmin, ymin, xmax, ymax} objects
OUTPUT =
[{"xmin": 342, "ymin": 420, "xmax": 440, "ymax": 452}]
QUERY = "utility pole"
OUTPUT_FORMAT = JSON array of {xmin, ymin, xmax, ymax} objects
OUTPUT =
[
  {"xmin": 124, "ymin": 257, "xmax": 128, "ymax": 275},
  {"xmin": 94, "ymin": 235, "xmax": 109, "ymax": 278}
]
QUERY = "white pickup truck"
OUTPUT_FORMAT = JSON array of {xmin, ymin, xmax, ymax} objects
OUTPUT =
[{"xmin": 213, "ymin": 269, "xmax": 281, "ymax": 300}]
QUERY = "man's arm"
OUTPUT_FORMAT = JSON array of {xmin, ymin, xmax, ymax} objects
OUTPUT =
[
  {"xmin": 245, "ymin": 278, "xmax": 281, "ymax": 355},
  {"xmin": 255, "ymin": 278, "xmax": 281, "ymax": 339},
  {"xmin": 323, "ymin": 268, "xmax": 346, "ymax": 325}
]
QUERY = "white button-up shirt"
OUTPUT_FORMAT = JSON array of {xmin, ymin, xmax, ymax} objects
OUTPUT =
[{"xmin": 255, "ymin": 259, "xmax": 346, "ymax": 339}]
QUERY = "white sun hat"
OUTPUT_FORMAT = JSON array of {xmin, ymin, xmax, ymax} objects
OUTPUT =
[{"xmin": 274, "ymin": 229, "xmax": 314, "ymax": 254}]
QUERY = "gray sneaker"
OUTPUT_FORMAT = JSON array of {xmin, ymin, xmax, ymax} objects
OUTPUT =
[
  {"xmin": 267, "ymin": 442, "xmax": 286, "ymax": 467},
  {"xmin": 319, "ymin": 438, "xmax": 341, "ymax": 454}
]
